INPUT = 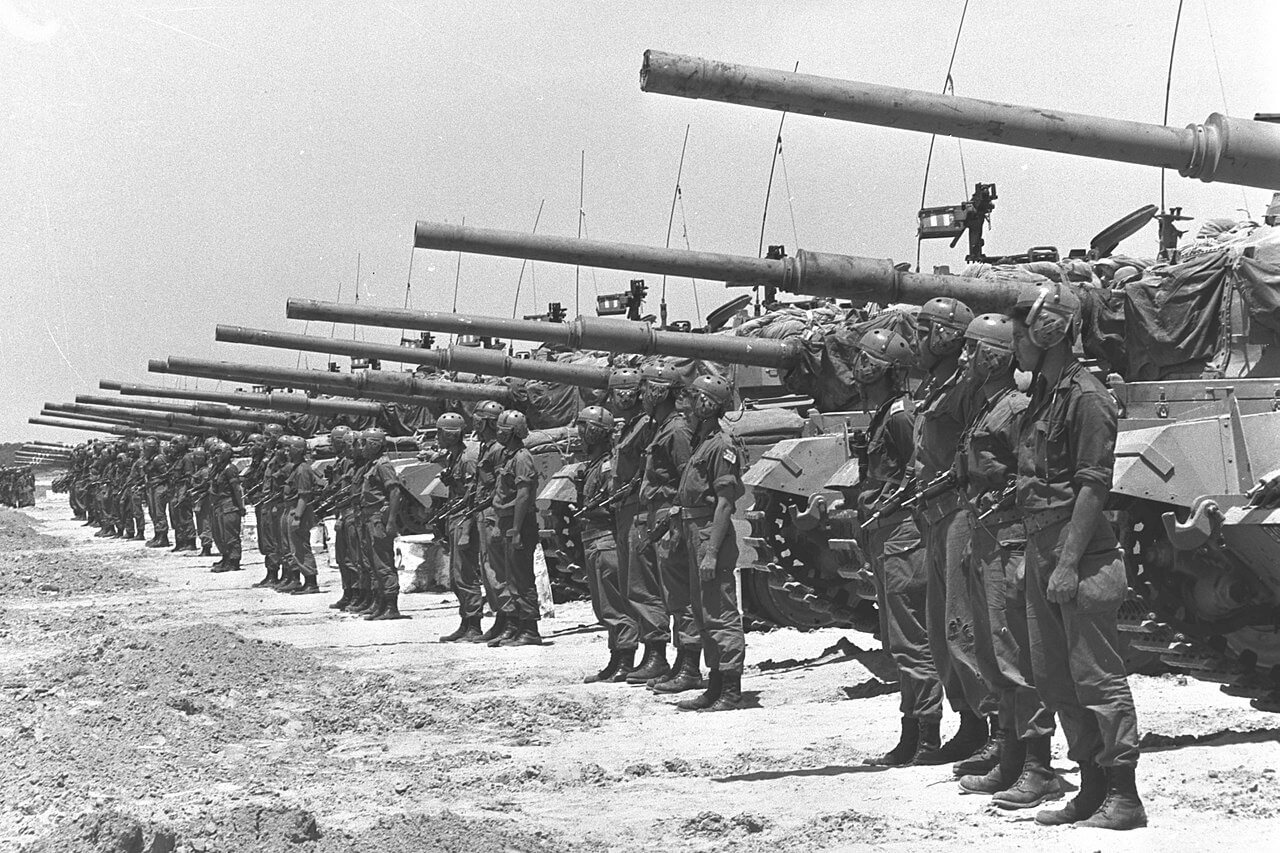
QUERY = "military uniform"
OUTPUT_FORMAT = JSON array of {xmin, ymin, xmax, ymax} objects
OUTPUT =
[
  {"xmin": 1018, "ymin": 362, "xmax": 1138, "ymax": 770},
  {"xmin": 210, "ymin": 459, "xmax": 245, "ymax": 566},
  {"xmin": 359, "ymin": 451, "xmax": 403, "ymax": 595},
  {"xmin": 861, "ymin": 394, "xmax": 942, "ymax": 723},
  {"xmin": 491, "ymin": 442, "xmax": 541, "ymax": 623},
  {"xmin": 326, "ymin": 451, "xmax": 362, "ymax": 596},
  {"xmin": 442, "ymin": 444, "xmax": 484, "ymax": 621},
  {"xmin": 580, "ymin": 446, "xmax": 639, "ymax": 655},
  {"xmin": 144, "ymin": 451, "xmax": 171, "ymax": 540},
  {"xmin": 960, "ymin": 384, "xmax": 1054, "ymax": 743},
  {"xmin": 476, "ymin": 438, "xmax": 512, "ymax": 615},
  {"xmin": 262, "ymin": 449, "xmax": 290, "ymax": 578},
  {"xmin": 615, "ymin": 412, "xmax": 666, "ymax": 643},
  {"xmin": 283, "ymin": 457, "xmax": 322, "ymax": 581},
  {"xmin": 125, "ymin": 455, "xmax": 147, "ymax": 539},
  {"xmin": 677, "ymin": 426, "xmax": 747, "ymax": 675},
  {"xmin": 914, "ymin": 368, "xmax": 995, "ymax": 716},
  {"xmin": 640, "ymin": 409, "xmax": 697, "ymax": 649},
  {"xmin": 193, "ymin": 460, "xmax": 214, "ymax": 553}
]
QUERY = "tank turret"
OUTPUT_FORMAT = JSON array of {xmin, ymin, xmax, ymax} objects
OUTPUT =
[
  {"xmin": 214, "ymin": 325, "xmax": 612, "ymax": 389},
  {"xmin": 103, "ymin": 381, "xmax": 384, "ymax": 418},
  {"xmin": 639, "ymin": 50, "xmax": 1280, "ymax": 190},
  {"xmin": 405, "ymin": 221, "xmax": 1027, "ymax": 310},
  {"xmin": 74, "ymin": 393, "xmax": 293, "ymax": 425},
  {"xmin": 153, "ymin": 357, "xmax": 513, "ymax": 406}
]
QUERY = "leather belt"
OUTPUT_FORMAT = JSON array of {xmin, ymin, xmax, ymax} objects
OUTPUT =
[
  {"xmin": 681, "ymin": 505, "xmax": 716, "ymax": 522},
  {"xmin": 1023, "ymin": 506, "xmax": 1074, "ymax": 535},
  {"xmin": 917, "ymin": 490, "xmax": 963, "ymax": 526}
]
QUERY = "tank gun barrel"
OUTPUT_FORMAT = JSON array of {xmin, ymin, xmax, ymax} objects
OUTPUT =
[
  {"xmin": 105, "ymin": 381, "xmax": 384, "ymax": 418},
  {"xmin": 639, "ymin": 50, "xmax": 1280, "ymax": 190},
  {"xmin": 156, "ymin": 356, "xmax": 513, "ymax": 406},
  {"xmin": 47, "ymin": 402, "xmax": 265, "ymax": 434},
  {"xmin": 288, "ymin": 298, "xmax": 804, "ymax": 369},
  {"xmin": 407, "ymin": 222, "xmax": 1025, "ymax": 311},
  {"xmin": 73, "ymin": 393, "xmax": 293, "ymax": 425},
  {"xmin": 30, "ymin": 416, "xmax": 184, "ymax": 440},
  {"xmin": 215, "ymin": 325, "xmax": 612, "ymax": 389}
]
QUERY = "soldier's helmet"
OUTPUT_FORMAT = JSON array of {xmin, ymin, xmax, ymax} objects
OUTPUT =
[
  {"xmin": 607, "ymin": 367, "xmax": 642, "ymax": 390},
  {"xmin": 190, "ymin": 448, "xmax": 208, "ymax": 465},
  {"xmin": 641, "ymin": 361, "xmax": 682, "ymax": 388},
  {"xmin": 852, "ymin": 329, "xmax": 916, "ymax": 385},
  {"xmin": 1012, "ymin": 281, "xmax": 1082, "ymax": 349},
  {"xmin": 917, "ymin": 297, "xmax": 975, "ymax": 356},
  {"xmin": 203, "ymin": 437, "xmax": 218, "ymax": 453},
  {"xmin": 576, "ymin": 405, "xmax": 614, "ymax": 431},
  {"xmin": 171, "ymin": 437, "xmax": 189, "ymax": 452},
  {"xmin": 472, "ymin": 400, "xmax": 504, "ymax": 424},
  {"xmin": 263, "ymin": 423, "xmax": 285, "ymax": 439},
  {"xmin": 965, "ymin": 313, "xmax": 1015, "ymax": 376},
  {"xmin": 329, "ymin": 425, "xmax": 353, "ymax": 447},
  {"xmin": 247, "ymin": 432, "xmax": 265, "ymax": 445},
  {"xmin": 436, "ymin": 412, "xmax": 466, "ymax": 438},
  {"xmin": 361, "ymin": 428, "xmax": 387, "ymax": 449},
  {"xmin": 281, "ymin": 435, "xmax": 306, "ymax": 452},
  {"xmin": 142, "ymin": 436, "xmax": 160, "ymax": 452},
  {"xmin": 496, "ymin": 410, "xmax": 530, "ymax": 440},
  {"xmin": 690, "ymin": 374, "xmax": 733, "ymax": 407}
]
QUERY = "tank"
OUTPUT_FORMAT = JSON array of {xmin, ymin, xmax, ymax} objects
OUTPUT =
[
  {"xmin": 215, "ymin": 325, "xmax": 612, "ymax": 389},
  {"xmin": 29, "ymin": 416, "xmax": 184, "ymax": 441},
  {"xmin": 638, "ymin": 50, "xmax": 1280, "ymax": 190},
  {"xmin": 104, "ymin": 381, "xmax": 384, "ymax": 419},
  {"xmin": 38, "ymin": 408, "xmax": 209, "ymax": 437},
  {"xmin": 45, "ymin": 402, "xmax": 265, "ymax": 435},
  {"xmin": 74, "ymin": 393, "xmax": 294, "ymax": 425},
  {"xmin": 154, "ymin": 357, "xmax": 513, "ymax": 407}
]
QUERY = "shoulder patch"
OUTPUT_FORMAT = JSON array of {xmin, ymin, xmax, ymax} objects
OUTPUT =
[
  {"xmin": 722, "ymin": 448, "xmax": 738, "ymax": 466},
  {"xmin": 601, "ymin": 460, "xmax": 612, "ymax": 473},
  {"xmin": 889, "ymin": 399, "xmax": 906, "ymax": 415}
]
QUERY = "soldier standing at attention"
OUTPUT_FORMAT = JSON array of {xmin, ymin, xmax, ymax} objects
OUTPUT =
[
  {"xmin": 609, "ymin": 368, "xmax": 668, "ymax": 674},
  {"xmin": 282, "ymin": 436, "xmax": 323, "ymax": 595},
  {"xmin": 124, "ymin": 442, "xmax": 147, "ymax": 541},
  {"xmin": 434, "ymin": 412, "xmax": 485, "ymax": 643},
  {"xmin": 142, "ymin": 437, "xmax": 172, "ymax": 549},
  {"xmin": 208, "ymin": 440, "xmax": 246, "ymax": 573},
  {"xmin": 673, "ymin": 374, "xmax": 746, "ymax": 713},
  {"xmin": 488, "ymin": 410, "xmax": 543, "ymax": 647},
  {"xmin": 262, "ymin": 426, "xmax": 293, "ymax": 591},
  {"xmin": 358, "ymin": 428, "xmax": 409, "ymax": 621},
  {"xmin": 853, "ymin": 328, "xmax": 943, "ymax": 765},
  {"xmin": 473, "ymin": 400, "xmax": 514, "ymax": 642},
  {"xmin": 1010, "ymin": 282, "xmax": 1144, "ymax": 830},
  {"xmin": 575, "ymin": 404, "xmax": 639, "ymax": 681},
  {"xmin": 637, "ymin": 362, "xmax": 701, "ymax": 693},
  {"xmin": 241, "ymin": 434, "xmax": 273, "ymax": 587},
  {"xmin": 912, "ymin": 297, "xmax": 999, "ymax": 771},
  {"xmin": 953, "ymin": 314, "xmax": 1060, "ymax": 807},
  {"xmin": 167, "ymin": 438, "xmax": 198, "ymax": 553},
  {"xmin": 324, "ymin": 426, "xmax": 360, "ymax": 610},
  {"xmin": 195, "ymin": 438, "xmax": 217, "ymax": 557}
]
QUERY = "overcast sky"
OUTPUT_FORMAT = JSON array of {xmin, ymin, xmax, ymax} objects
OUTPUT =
[{"xmin": 3, "ymin": 0, "xmax": 1278, "ymax": 442}]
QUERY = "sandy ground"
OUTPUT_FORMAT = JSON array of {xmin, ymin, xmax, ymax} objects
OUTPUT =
[{"xmin": 2, "ymin": 488, "xmax": 1280, "ymax": 853}]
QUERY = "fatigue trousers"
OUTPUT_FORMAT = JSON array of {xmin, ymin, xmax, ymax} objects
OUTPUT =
[
  {"xmin": 285, "ymin": 508, "xmax": 318, "ymax": 578},
  {"xmin": 264, "ymin": 501, "xmax": 287, "ymax": 573},
  {"xmin": 923, "ymin": 504, "xmax": 997, "ymax": 716},
  {"xmin": 148, "ymin": 485, "xmax": 170, "ymax": 537},
  {"xmin": 333, "ymin": 510, "xmax": 359, "ymax": 590},
  {"xmin": 113, "ymin": 489, "xmax": 133, "ymax": 537},
  {"xmin": 97, "ymin": 487, "xmax": 115, "ymax": 529},
  {"xmin": 1026, "ymin": 516, "xmax": 1139, "ymax": 768},
  {"xmin": 869, "ymin": 516, "xmax": 942, "ymax": 721},
  {"xmin": 212, "ymin": 500, "xmax": 242, "ymax": 563},
  {"xmin": 255, "ymin": 500, "xmax": 276, "ymax": 570},
  {"xmin": 583, "ymin": 528, "xmax": 640, "ymax": 651},
  {"xmin": 196, "ymin": 496, "xmax": 214, "ymax": 548},
  {"xmin": 494, "ymin": 513, "xmax": 539, "ymax": 622},
  {"xmin": 642, "ymin": 503, "xmax": 697, "ymax": 648},
  {"xmin": 70, "ymin": 481, "xmax": 85, "ymax": 518},
  {"xmin": 966, "ymin": 515, "xmax": 1054, "ymax": 742},
  {"xmin": 447, "ymin": 516, "xmax": 484, "ymax": 619},
  {"xmin": 169, "ymin": 486, "xmax": 195, "ymax": 545},
  {"xmin": 362, "ymin": 510, "xmax": 399, "ymax": 594},
  {"xmin": 127, "ymin": 489, "xmax": 146, "ymax": 538},
  {"xmin": 480, "ymin": 508, "xmax": 514, "ymax": 615},
  {"xmin": 684, "ymin": 514, "xmax": 746, "ymax": 674},
  {"xmin": 617, "ymin": 499, "xmax": 667, "ymax": 644}
]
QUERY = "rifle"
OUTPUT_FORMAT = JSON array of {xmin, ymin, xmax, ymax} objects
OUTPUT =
[
  {"xmin": 313, "ymin": 492, "xmax": 360, "ymax": 520},
  {"xmin": 974, "ymin": 478, "xmax": 1018, "ymax": 522},
  {"xmin": 570, "ymin": 475, "xmax": 640, "ymax": 521},
  {"xmin": 860, "ymin": 477, "xmax": 918, "ymax": 532},
  {"xmin": 900, "ymin": 470, "xmax": 959, "ymax": 512}
]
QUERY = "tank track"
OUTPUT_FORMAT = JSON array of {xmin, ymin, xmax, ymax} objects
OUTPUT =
[
  {"xmin": 538, "ymin": 503, "xmax": 592, "ymax": 603},
  {"xmin": 742, "ymin": 489, "xmax": 878, "ymax": 633},
  {"xmin": 1117, "ymin": 503, "xmax": 1280, "ymax": 713}
]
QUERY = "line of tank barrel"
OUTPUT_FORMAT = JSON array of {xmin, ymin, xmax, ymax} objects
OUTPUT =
[{"xmin": 27, "ymin": 51, "xmax": 1280, "ymax": 708}]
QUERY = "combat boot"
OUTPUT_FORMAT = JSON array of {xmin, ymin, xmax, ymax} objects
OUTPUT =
[
  {"xmin": 252, "ymin": 567, "xmax": 279, "ymax": 588},
  {"xmin": 347, "ymin": 589, "xmax": 375, "ymax": 615},
  {"xmin": 276, "ymin": 572, "xmax": 303, "ymax": 593},
  {"xmin": 478, "ymin": 612, "xmax": 508, "ymax": 644},
  {"xmin": 1035, "ymin": 760, "xmax": 1105, "ymax": 824},
  {"xmin": 608, "ymin": 647, "xmax": 637, "ymax": 682},
  {"xmin": 1075, "ymin": 765, "xmax": 1147, "ymax": 830},
  {"xmin": 210, "ymin": 555, "xmax": 227, "ymax": 569},
  {"xmin": 176, "ymin": 541, "xmax": 197, "ymax": 553},
  {"xmin": 200, "ymin": 542, "xmax": 213, "ymax": 557},
  {"xmin": 146, "ymin": 534, "xmax": 170, "ymax": 548},
  {"xmin": 994, "ymin": 735, "xmax": 1063, "ymax": 810},
  {"xmin": 864, "ymin": 717, "xmax": 921, "ymax": 767},
  {"xmin": 953, "ymin": 717, "xmax": 1005, "ymax": 777},
  {"xmin": 486, "ymin": 614, "xmax": 519, "ymax": 647},
  {"xmin": 652, "ymin": 646, "xmax": 704, "ymax": 694},
  {"xmin": 959, "ymin": 735, "xmax": 1025, "ymax": 795},
  {"xmin": 503, "ymin": 619, "xmax": 543, "ymax": 646},
  {"xmin": 910, "ymin": 719, "xmax": 946, "ymax": 765},
  {"xmin": 440, "ymin": 617, "xmax": 476, "ymax": 643},
  {"xmin": 913, "ymin": 710, "xmax": 985, "ymax": 766},
  {"xmin": 370, "ymin": 592, "xmax": 410, "ymax": 620},
  {"xmin": 676, "ymin": 670, "xmax": 723, "ymax": 712},
  {"xmin": 647, "ymin": 647, "xmax": 684, "ymax": 689},
  {"xmin": 454, "ymin": 616, "xmax": 483, "ymax": 643},
  {"xmin": 625, "ymin": 641, "xmax": 670, "ymax": 684},
  {"xmin": 362, "ymin": 592, "xmax": 387, "ymax": 620},
  {"xmin": 697, "ymin": 670, "xmax": 741, "ymax": 712},
  {"xmin": 585, "ymin": 651, "xmax": 623, "ymax": 684},
  {"xmin": 329, "ymin": 588, "xmax": 354, "ymax": 610},
  {"xmin": 290, "ymin": 575, "xmax": 321, "ymax": 595}
]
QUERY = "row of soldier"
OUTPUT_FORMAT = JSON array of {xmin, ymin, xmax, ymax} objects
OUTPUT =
[
  {"xmin": 1, "ymin": 466, "xmax": 36, "ymax": 508},
  {"xmin": 56, "ymin": 278, "xmax": 1143, "ymax": 831}
]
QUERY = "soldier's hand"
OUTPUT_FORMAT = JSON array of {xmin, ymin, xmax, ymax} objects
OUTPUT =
[
  {"xmin": 1046, "ymin": 560, "xmax": 1079, "ymax": 604},
  {"xmin": 698, "ymin": 553, "xmax": 717, "ymax": 582},
  {"xmin": 506, "ymin": 528, "xmax": 523, "ymax": 549}
]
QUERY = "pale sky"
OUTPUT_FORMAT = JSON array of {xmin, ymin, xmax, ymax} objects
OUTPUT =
[{"xmin": 3, "ymin": 0, "xmax": 1278, "ymax": 442}]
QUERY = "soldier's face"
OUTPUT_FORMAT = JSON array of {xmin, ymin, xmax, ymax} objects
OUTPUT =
[{"xmin": 1012, "ymin": 317, "xmax": 1040, "ymax": 371}]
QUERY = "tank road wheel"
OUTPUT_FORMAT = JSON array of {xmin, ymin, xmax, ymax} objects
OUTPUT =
[{"xmin": 538, "ymin": 501, "xmax": 590, "ymax": 603}]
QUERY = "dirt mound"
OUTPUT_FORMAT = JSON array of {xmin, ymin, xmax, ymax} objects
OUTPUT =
[
  {"xmin": 0, "ymin": 510, "xmax": 152, "ymax": 598},
  {"xmin": 0, "ymin": 508, "xmax": 59, "ymax": 550}
]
